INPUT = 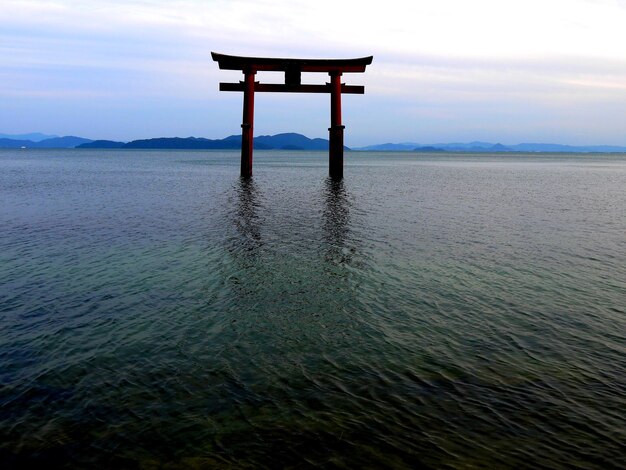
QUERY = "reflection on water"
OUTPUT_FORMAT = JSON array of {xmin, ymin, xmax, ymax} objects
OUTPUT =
[
  {"xmin": 232, "ymin": 176, "xmax": 263, "ymax": 254},
  {"xmin": 322, "ymin": 177, "xmax": 351, "ymax": 264}
]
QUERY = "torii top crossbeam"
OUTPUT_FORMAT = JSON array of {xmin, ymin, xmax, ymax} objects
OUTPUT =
[
  {"xmin": 212, "ymin": 52, "xmax": 373, "ymax": 178},
  {"xmin": 212, "ymin": 52, "xmax": 372, "ymax": 73}
]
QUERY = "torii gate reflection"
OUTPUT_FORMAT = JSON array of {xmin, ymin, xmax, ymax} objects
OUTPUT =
[{"xmin": 212, "ymin": 52, "xmax": 373, "ymax": 179}]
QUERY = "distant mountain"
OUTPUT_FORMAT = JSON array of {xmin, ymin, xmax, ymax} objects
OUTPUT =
[
  {"xmin": 414, "ymin": 146, "xmax": 444, "ymax": 152},
  {"xmin": 0, "ymin": 136, "xmax": 92, "ymax": 148},
  {"xmin": 123, "ymin": 137, "xmax": 239, "ymax": 149},
  {"xmin": 358, "ymin": 142, "xmax": 421, "ymax": 151},
  {"xmin": 4, "ymin": 133, "xmax": 626, "ymax": 153},
  {"xmin": 0, "ymin": 132, "xmax": 58, "ymax": 142},
  {"xmin": 254, "ymin": 133, "xmax": 339, "ymax": 150},
  {"xmin": 356, "ymin": 141, "xmax": 626, "ymax": 153},
  {"xmin": 433, "ymin": 141, "xmax": 496, "ymax": 151},
  {"xmin": 510, "ymin": 143, "xmax": 626, "ymax": 152},
  {"xmin": 490, "ymin": 143, "xmax": 512, "ymax": 151},
  {"xmin": 82, "ymin": 133, "xmax": 347, "ymax": 151},
  {"xmin": 36, "ymin": 136, "xmax": 93, "ymax": 148}
]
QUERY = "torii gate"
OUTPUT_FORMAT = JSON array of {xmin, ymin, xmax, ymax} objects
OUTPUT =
[{"xmin": 212, "ymin": 52, "xmax": 373, "ymax": 179}]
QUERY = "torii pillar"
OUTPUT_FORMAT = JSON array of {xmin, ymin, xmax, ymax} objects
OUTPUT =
[
  {"xmin": 329, "ymin": 71, "xmax": 344, "ymax": 179},
  {"xmin": 241, "ymin": 68, "xmax": 255, "ymax": 178},
  {"xmin": 212, "ymin": 52, "xmax": 372, "ymax": 179}
]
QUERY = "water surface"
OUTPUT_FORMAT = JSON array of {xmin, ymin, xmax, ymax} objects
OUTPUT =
[{"xmin": 1, "ymin": 149, "xmax": 625, "ymax": 468}]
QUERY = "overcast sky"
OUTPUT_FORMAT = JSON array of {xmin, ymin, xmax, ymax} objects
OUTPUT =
[{"xmin": 2, "ymin": 0, "xmax": 626, "ymax": 146}]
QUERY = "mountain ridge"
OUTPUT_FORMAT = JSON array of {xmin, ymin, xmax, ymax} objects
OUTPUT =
[
  {"xmin": 0, "ymin": 136, "xmax": 92, "ymax": 148},
  {"xmin": 2, "ymin": 133, "xmax": 626, "ymax": 152},
  {"xmin": 0, "ymin": 132, "xmax": 59, "ymax": 142},
  {"xmin": 356, "ymin": 141, "xmax": 626, "ymax": 153}
]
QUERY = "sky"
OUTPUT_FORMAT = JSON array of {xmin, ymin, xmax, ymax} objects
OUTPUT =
[{"xmin": 2, "ymin": 0, "xmax": 626, "ymax": 146}]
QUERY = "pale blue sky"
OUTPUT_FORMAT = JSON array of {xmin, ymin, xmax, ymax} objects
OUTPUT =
[{"xmin": 2, "ymin": 0, "xmax": 626, "ymax": 146}]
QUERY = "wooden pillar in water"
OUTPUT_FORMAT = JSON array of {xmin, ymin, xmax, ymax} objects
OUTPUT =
[
  {"xmin": 329, "ymin": 71, "xmax": 344, "ymax": 179},
  {"xmin": 241, "ymin": 69, "xmax": 256, "ymax": 178}
]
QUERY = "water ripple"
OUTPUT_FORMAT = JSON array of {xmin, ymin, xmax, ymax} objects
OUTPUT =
[{"xmin": 1, "ymin": 150, "xmax": 625, "ymax": 468}]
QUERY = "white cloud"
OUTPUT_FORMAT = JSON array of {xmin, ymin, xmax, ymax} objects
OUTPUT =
[{"xmin": 5, "ymin": 0, "xmax": 626, "ymax": 58}]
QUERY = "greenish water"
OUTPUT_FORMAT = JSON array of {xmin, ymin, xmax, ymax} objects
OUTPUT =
[{"xmin": 1, "ymin": 149, "xmax": 625, "ymax": 469}]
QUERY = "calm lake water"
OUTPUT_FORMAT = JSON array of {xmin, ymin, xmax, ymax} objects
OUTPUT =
[{"xmin": 1, "ymin": 149, "xmax": 625, "ymax": 469}]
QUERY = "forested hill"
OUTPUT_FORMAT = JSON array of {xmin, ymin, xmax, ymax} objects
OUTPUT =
[{"xmin": 77, "ymin": 133, "xmax": 344, "ymax": 150}]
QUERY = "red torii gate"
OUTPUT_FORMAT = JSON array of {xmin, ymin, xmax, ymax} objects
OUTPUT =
[{"xmin": 212, "ymin": 52, "xmax": 373, "ymax": 179}]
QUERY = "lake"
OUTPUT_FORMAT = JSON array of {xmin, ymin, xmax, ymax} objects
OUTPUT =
[{"xmin": 1, "ymin": 149, "xmax": 625, "ymax": 468}]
